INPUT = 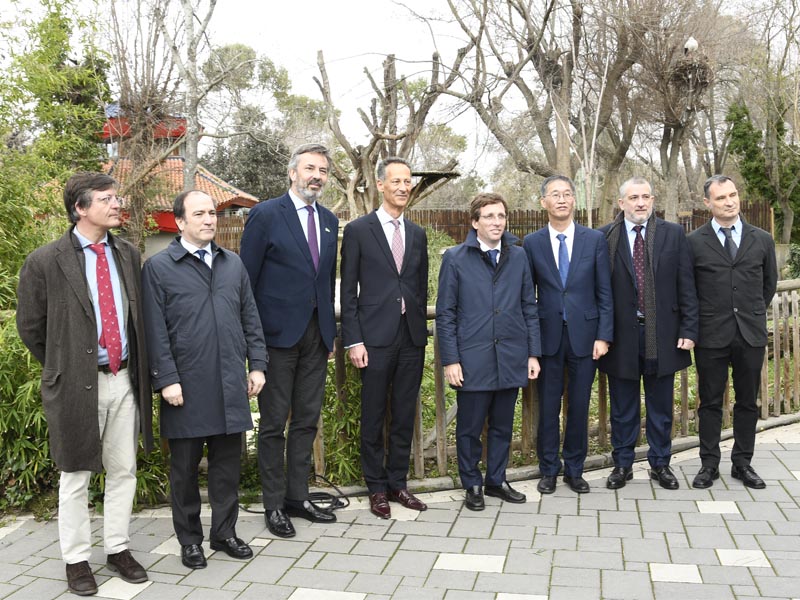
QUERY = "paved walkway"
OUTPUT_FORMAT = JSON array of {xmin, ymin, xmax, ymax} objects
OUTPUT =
[{"xmin": 2, "ymin": 423, "xmax": 800, "ymax": 600}]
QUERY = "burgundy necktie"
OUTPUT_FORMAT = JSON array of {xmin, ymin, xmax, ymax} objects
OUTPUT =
[
  {"xmin": 88, "ymin": 243, "xmax": 122, "ymax": 374},
  {"xmin": 391, "ymin": 219, "xmax": 405, "ymax": 313},
  {"xmin": 305, "ymin": 206, "xmax": 319, "ymax": 271},
  {"xmin": 633, "ymin": 225, "xmax": 646, "ymax": 315}
]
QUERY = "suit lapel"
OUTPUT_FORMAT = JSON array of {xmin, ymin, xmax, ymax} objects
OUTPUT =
[
  {"xmin": 651, "ymin": 222, "xmax": 665, "ymax": 276},
  {"xmin": 536, "ymin": 228, "xmax": 561, "ymax": 286},
  {"xmin": 736, "ymin": 222, "xmax": 757, "ymax": 262},
  {"xmin": 317, "ymin": 208, "xmax": 336, "ymax": 267},
  {"xmin": 279, "ymin": 195, "xmax": 316, "ymax": 273},
  {"xmin": 401, "ymin": 219, "xmax": 414, "ymax": 275},
  {"xmin": 367, "ymin": 212, "xmax": 398, "ymax": 273},
  {"xmin": 567, "ymin": 226, "xmax": 587, "ymax": 287},
  {"xmin": 700, "ymin": 222, "xmax": 730, "ymax": 263},
  {"xmin": 56, "ymin": 232, "xmax": 94, "ymax": 319},
  {"xmin": 617, "ymin": 228, "xmax": 635, "ymax": 282}
]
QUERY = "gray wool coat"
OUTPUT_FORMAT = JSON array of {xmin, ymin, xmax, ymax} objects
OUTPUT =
[
  {"xmin": 141, "ymin": 239, "xmax": 268, "ymax": 439},
  {"xmin": 16, "ymin": 228, "xmax": 153, "ymax": 472}
]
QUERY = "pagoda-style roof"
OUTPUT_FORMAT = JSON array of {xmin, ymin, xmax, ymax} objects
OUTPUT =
[{"xmin": 104, "ymin": 156, "xmax": 258, "ymax": 212}]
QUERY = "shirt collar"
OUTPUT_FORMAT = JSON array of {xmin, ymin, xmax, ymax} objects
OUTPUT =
[
  {"xmin": 180, "ymin": 237, "xmax": 212, "ymax": 256},
  {"xmin": 73, "ymin": 228, "xmax": 109, "ymax": 249},
  {"xmin": 548, "ymin": 221, "xmax": 575, "ymax": 240},
  {"xmin": 289, "ymin": 189, "xmax": 317, "ymax": 213},
  {"xmin": 711, "ymin": 216, "xmax": 742, "ymax": 234},
  {"xmin": 377, "ymin": 205, "xmax": 404, "ymax": 226},
  {"xmin": 624, "ymin": 218, "xmax": 646, "ymax": 234},
  {"xmin": 477, "ymin": 236, "xmax": 500, "ymax": 252}
]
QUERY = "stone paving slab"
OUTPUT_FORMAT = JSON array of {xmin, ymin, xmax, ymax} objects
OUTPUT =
[{"xmin": 2, "ymin": 422, "xmax": 800, "ymax": 598}]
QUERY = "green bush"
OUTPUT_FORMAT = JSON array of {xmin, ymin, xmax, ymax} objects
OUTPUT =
[
  {"xmin": 0, "ymin": 318, "xmax": 57, "ymax": 510},
  {"xmin": 786, "ymin": 244, "xmax": 800, "ymax": 279}
]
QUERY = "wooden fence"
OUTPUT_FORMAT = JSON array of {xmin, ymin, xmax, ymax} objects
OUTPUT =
[
  {"xmin": 217, "ymin": 204, "xmax": 773, "ymax": 253},
  {"xmin": 309, "ymin": 278, "xmax": 800, "ymax": 480}
]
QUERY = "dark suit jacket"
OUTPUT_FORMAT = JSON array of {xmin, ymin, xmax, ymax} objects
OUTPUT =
[
  {"xmin": 240, "ymin": 193, "xmax": 338, "ymax": 351},
  {"xmin": 523, "ymin": 223, "xmax": 613, "ymax": 357},
  {"xmin": 688, "ymin": 219, "xmax": 777, "ymax": 348},
  {"xmin": 598, "ymin": 218, "xmax": 698, "ymax": 379},
  {"xmin": 16, "ymin": 228, "xmax": 153, "ymax": 472},
  {"xmin": 340, "ymin": 211, "xmax": 428, "ymax": 348}
]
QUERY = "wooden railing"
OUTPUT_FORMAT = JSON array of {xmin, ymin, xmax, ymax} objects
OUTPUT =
[{"xmin": 311, "ymin": 278, "xmax": 800, "ymax": 480}]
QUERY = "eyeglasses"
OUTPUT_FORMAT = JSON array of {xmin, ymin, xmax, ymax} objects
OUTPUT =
[
  {"xmin": 95, "ymin": 195, "xmax": 126, "ymax": 207},
  {"xmin": 545, "ymin": 191, "xmax": 574, "ymax": 200}
]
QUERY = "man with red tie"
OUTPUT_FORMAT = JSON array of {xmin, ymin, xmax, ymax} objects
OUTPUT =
[{"xmin": 17, "ymin": 172, "xmax": 153, "ymax": 596}]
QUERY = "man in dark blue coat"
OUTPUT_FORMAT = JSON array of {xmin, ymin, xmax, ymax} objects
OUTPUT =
[
  {"xmin": 598, "ymin": 177, "xmax": 698, "ymax": 490},
  {"xmin": 523, "ymin": 175, "xmax": 613, "ymax": 495},
  {"xmin": 240, "ymin": 144, "xmax": 339, "ymax": 537},
  {"xmin": 437, "ymin": 193, "xmax": 541, "ymax": 511},
  {"xmin": 142, "ymin": 190, "xmax": 267, "ymax": 569}
]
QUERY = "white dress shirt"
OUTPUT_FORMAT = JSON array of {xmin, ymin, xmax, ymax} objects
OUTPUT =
[{"xmin": 547, "ymin": 221, "xmax": 576, "ymax": 268}]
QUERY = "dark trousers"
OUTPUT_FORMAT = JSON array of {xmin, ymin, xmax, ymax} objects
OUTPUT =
[
  {"xmin": 360, "ymin": 316, "xmax": 425, "ymax": 493},
  {"xmin": 169, "ymin": 433, "xmax": 242, "ymax": 546},
  {"xmin": 456, "ymin": 388, "xmax": 519, "ymax": 489},
  {"xmin": 608, "ymin": 323, "xmax": 676, "ymax": 468},
  {"xmin": 537, "ymin": 324, "xmax": 597, "ymax": 477},
  {"xmin": 695, "ymin": 330, "xmax": 765, "ymax": 468},
  {"xmin": 258, "ymin": 316, "xmax": 328, "ymax": 510}
]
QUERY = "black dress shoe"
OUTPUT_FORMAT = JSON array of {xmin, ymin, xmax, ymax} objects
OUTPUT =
[
  {"xmin": 606, "ymin": 466, "xmax": 633, "ymax": 489},
  {"xmin": 181, "ymin": 544, "xmax": 207, "ymax": 569},
  {"xmin": 285, "ymin": 499, "xmax": 337, "ymax": 523},
  {"xmin": 731, "ymin": 464, "xmax": 766, "ymax": 489},
  {"xmin": 65, "ymin": 561, "xmax": 98, "ymax": 596},
  {"xmin": 650, "ymin": 465, "xmax": 679, "ymax": 490},
  {"xmin": 484, "ymin": 481, "xmax": 526, "ymax": 503},
  {"xmin": 464, "ymin": 486, "xmax": 485, "ymax": 511},
  {"xmin": 210, "ymin": 536, "xmax": 253, "ymax": 559},
  {"xmin": 266, "ymin": 509, "xmax": 296, "ymax": 538},
  {"xmin": 692, "ymin": 466, "xmax": 719, "ymax": 489},
  {"xmin": 537, "ymin": 475, "xmax": 557, "ymax": 494},
  {"xmin": 563, "ymin": 475, "xmax": 590, "ymax": 493}
]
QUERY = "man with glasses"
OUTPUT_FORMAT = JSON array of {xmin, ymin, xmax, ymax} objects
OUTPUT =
[
  {"xmin": 437, "ymin": 193, "xmax": 541, "ymax": 511},
  {"xmin": 598, "ymin": 177, "xmax": 698, "ymax": 490},
  {"xmin": 340, "ymin": 157, "xmax": 429, "ymax": 519},
  {"xmin": 523, "ymin": 175, "xmax": 613, "ymax": 494},
  {"xmin": 17, "ymin": 172, "xmax": 153, "ymax": 596}
]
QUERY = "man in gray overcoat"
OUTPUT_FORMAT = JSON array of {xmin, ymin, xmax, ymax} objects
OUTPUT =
[
  {"xmin": 17, "ymin": 172, "xmax": 153, "ymax": 596},
  {"xmin": 142, "ymin": 190, "xmax": 267, "ymax": 570}
]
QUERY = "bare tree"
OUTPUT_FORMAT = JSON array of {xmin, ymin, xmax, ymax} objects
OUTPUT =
[{"xmin": 314, "ymin": 49, "xmax": 471, "ymax": 216}]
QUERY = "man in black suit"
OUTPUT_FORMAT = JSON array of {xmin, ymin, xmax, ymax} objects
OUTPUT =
[
  {"xmin": 240, "ymin": 144, "xmax": 339, "ymax": 537},
  {"xmin": 599, "ymin": 177, "xmax": 698, "ymax": 490},
  {"xmin": 340, "ymin": 157, "xmax": 429, "ymax": 519},
  {"xmin": 688, "ymin": 175, "xmax": 777, "ymax": 490}
]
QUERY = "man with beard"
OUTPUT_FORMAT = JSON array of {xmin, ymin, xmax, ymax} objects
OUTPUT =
[
  {"xmin": 598, "ymin": 177, "xmax": 698, "ymax": 491},
  {"xmin": 340, "ymin": 157, "xmax": 429, "ymax": 519},
  {"xmin": 240, "ymin": 144, "xmax": 339, "ymax": 537}
]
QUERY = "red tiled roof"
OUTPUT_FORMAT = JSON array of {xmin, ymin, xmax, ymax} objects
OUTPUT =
[{"xmin": 104, "ymin": 156, "xmax": 258, "ymax": 211}]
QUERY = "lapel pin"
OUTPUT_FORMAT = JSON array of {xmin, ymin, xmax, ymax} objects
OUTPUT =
[{"xmin": 325, "ymin": 227, "xmax": 331, "ymax": 233}]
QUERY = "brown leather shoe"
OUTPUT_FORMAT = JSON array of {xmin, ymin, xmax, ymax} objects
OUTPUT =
[
  {"xmin": 387, "ymin": 488, "xmax": 428, "ymax": 511},
  {"xmin": 369, "ymin": 492, "xmax": 391, "ymax": 519},
  {"xmin": 65, "ymin": 561, "xmax": 98, "ymax": 596},
  {"xmin": 106, "ymin": 549, "xmax": 148, "ymax": 584}
]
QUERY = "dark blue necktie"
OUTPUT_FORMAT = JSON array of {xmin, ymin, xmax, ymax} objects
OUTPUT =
[
  {"xmin": 487, "ymin": 248, "xmax": 499, "ymax": 269},
  {"xmin": 195, "ymin": 248, "xmax": 210, "ymax": 268},
  {"xmin": 557, "ymin": 233, "xmax": 569, "ymax": 286}
]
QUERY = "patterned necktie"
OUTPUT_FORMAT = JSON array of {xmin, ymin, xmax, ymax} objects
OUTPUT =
[
  {"xmin": 487, "ymin": 248, "xmax": 499, "ymax": 269},
  {"xmin": 195, "ymin": 248, "xmax": 210, "ymax": 268},
  {"xmin": 633, "ymin": 225, "xmax": 646, "ymax": 315},
  {"xmin": 88, "ymin": 243, "xmax": 122, "ymax": 375},
  {"xmin": 305, "ymin": 205, "xmax": 320, "ymax": 271},
  {"xmin": 557, "ymin": 233, "xmax": 569, "ymax": 286},
  {"xmin": 720, "ymin": 226, "xmax": 738, "ymax": 260},
  {"xmin": 391, "ymin": 219, "xmax": 405, "ymax": 313}
]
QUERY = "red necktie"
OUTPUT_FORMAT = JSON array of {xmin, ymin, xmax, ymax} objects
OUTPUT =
[
  {"xmin": 88, "ymin": 243, "xmax": 122, "ymax": 374},
  {"xmin": 633, "ymin": 225, "xmax": 646, "ymax": 315}
]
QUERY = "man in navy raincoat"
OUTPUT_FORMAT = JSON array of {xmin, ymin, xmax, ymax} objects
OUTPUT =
[{"xmin": 436, "ymin": 192, "xmax": 541, "ymax": 511}]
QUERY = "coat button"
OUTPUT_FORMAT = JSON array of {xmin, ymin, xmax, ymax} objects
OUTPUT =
[
  {"xmin": 494, "ymin": 339, "xmax": 499, "ymax": 344},
  {"xmin": 396, "ymin": 298, "xmax": 401, "ymax": 303},
  {"xmin": 495, "ymin": 309, "xmax": 501, "ymax": 314},
  {"xmin": 86, "ymin": 348, "xmax": 93, "ymax": 353},
  {"xmin": 85, "ymin": 385, "xmax": 92, "ymax": 390},
  {"xmin": 733, "ymin": 308, "xmax": 738, "ymax": 313},
  {"xmin": 152, "ymin": 369, "xmax": 159, "ymax": 375}
]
